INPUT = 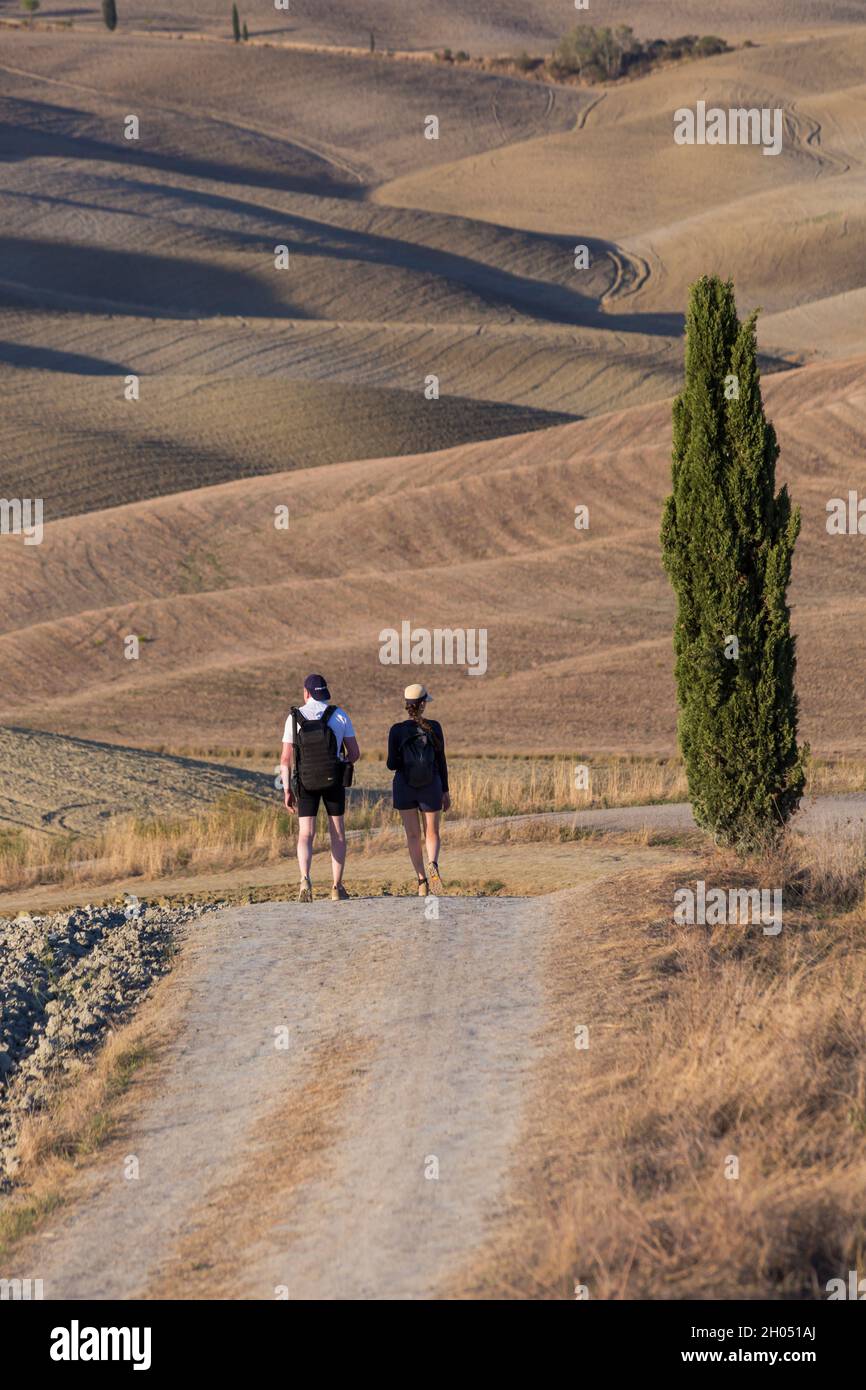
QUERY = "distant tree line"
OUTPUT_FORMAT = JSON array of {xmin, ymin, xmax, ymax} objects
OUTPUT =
[
  {"xmin": 551, "ymin": 27, "xmax": 728, "ymax": 82},
  {"xmin": 433, "ymin": 28, "xmax": 730, "ymax": 84},
  {"xmin": 434, "ymin": 48, "xmax": 471, "ymax": 65}
]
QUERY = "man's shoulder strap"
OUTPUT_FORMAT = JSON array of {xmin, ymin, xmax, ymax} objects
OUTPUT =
[{"xmin": 294, "ymin": 704, "xmax": 336, "ymax": 731}]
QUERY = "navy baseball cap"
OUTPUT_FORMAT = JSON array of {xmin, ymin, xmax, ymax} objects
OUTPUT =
[{"xmin": 304, "ymin": 673, "xmax": 331, "ymax": 700}]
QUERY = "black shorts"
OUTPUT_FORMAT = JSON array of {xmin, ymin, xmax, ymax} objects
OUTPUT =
[{"xmin": 296, "ymin": 784, "xmax": 346, "ymax": 818}]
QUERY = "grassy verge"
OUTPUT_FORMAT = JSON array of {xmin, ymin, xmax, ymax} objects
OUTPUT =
[
  {"xmin": 1, "ymin": 823, "xmax": 701, "ymax": 916},
  {"xmin": 4, "ymin": 752, "xmax": 866, "ymax": 895},
  {"xmin": 0, "ymin": 987, "xmax": 176, "ymax": 1263},
  {"xmin": 2, "ymin": 757, "xmax": 675, "ymax": 892},
  {"xmin": 454, "ymin": 827, "xmax": 866, "ymax": 1298}
]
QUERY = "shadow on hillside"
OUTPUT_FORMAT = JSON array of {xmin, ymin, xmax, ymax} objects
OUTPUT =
[
  {"xmin": 0, "ymin": 341, "xmax": 130, "ymax": 374},
  {"xmin": 137, "ymin": 178, "xmax": 677, "ymax": 332},
  {"xmin": 0, "ymin": 236, "xmax": 303, "ymax": 318},
  {"xmin": 0, "ymin": 101, "xmax": 363, "ymax": 200},
  {"xmin": 0, "ymin": 385, "xmax": 577, "ymax": 520},
  {"xmin": 51, "ymin": 173, "xmax": 685, "ymax": 337},
  {"xmin": 0, "ymin": 94, "xmax": 686, "ymax": 335}
]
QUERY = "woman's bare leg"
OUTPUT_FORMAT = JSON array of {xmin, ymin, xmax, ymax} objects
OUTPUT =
[
  {"xmin": 422, "ymin": 811, "xmax": 441, "ymax": 870},
  {"xmin": 400, "ymin": 809, "xmax": 426, "ymax": 879}
]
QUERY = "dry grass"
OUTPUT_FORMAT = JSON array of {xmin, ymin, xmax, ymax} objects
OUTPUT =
[
  {"xmin": 3, "ymin": 753, "xmax": 864, "ymax": 895},
  {"xmin": 448, "ymin": 752, "xmax": 866, "ymax": 817},
  {"xmin": 0, "ymin": 985, "xmax": 179, "ymax": 1261},
  {"xmin": 454, "ymin": 828, "xmax": 866, "ymax": 1299},
  {"xmin": 0, "ymin": 759, "xmax": 684, "ymax": 893},
  {"xmin": 806, "ymin": 758, "xmax": 866, "ymax": 798},
  {"xmin": 0, "ymin": 793, "xmax": 297, "ymax": 893},
  {"xmin": 450, "ymin": 757, "xmax": 687, "ymax": 816}
]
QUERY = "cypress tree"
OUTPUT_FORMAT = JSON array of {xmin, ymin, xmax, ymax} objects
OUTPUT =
[
  {"xmin": 232, "ymin": 4, "xmax": 240, "ymax": 42},
  {"xmin": 102, "ymin": 0, "xmax": 117, "ymax": 31},
  {"xmin": 660, "ymin": 275, "xmax": 806, "ymax": 851},
  {"xmin": 243, "ymin": 22, "xmax": 249, "ymax": 40}
]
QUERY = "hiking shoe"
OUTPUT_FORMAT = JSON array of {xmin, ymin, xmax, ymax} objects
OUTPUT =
[
  {"xmin": 331, "ymin": 884, "xmax": 349, "ymax": 901},
  {"xmin": 417, "ymin": 877, "xmax": 429, "ymax": 897},
  {"xmin": 297, "ymin": 876, "xmax": 313, "ymax": 903},
  {"xmin": 429, "ymin": 862, "xmax": 443, "ymax": 892}
]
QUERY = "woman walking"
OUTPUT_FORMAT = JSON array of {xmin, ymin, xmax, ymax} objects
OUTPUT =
[{"xmin": 387, "ymin": 683, "xmax": 450, "ymax": 895}]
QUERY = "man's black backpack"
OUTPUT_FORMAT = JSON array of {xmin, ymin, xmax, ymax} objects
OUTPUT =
[
  {"xmin": 292, "ymin": 706, "xmax": 342, "ymax": 792},
  {"xmin": 400, "ymin": 724, "xmax": 438, "ymax": 789}
]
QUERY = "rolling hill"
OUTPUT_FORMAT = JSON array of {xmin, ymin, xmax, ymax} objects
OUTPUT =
[
  {"xmin": 2, "ymin": 355, "xmax": 864, "ymax": 761},
  {"xmin": 1, "ymin": 10, "xmax": 865, "ymax": 819}
]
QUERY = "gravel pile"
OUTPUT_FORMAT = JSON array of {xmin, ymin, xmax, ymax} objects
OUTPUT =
[{"xmin": 0, "ymin": 898, "xmax": 220, "ymax": 1186}]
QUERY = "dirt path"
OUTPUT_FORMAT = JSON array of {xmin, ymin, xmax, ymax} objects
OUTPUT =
[
  {"xmin": 3, "ymin": 791, "xmax": 864, "ymax": 918},
  {"xmin": 464, "ymin": 791, "xmax": 866, "ymax": 839},
  {"xmin": 12, "ymin": 793, "xmax": 865, "ymax": 1298},
  {"xmin": 24, "ymin": 894, "xmax": 554, "ymax": 1300}
]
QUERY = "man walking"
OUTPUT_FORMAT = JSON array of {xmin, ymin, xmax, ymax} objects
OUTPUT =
[{"xmin": 281, "ymin": 673, "xmax": 360, "ymax": 901}]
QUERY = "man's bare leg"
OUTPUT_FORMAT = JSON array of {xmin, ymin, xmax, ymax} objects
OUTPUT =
[
  {"xmin": 328, "ymin": 814, "xmax": 346, "ymax": 888},
  {"xmin": 297, "ymin": 815, "xmax": 315, "ymax": 899}
]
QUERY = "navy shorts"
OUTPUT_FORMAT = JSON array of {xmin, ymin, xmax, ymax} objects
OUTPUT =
[{"xmin": 392, "ymin": 770, "xmax": 444, "ymax": 813}]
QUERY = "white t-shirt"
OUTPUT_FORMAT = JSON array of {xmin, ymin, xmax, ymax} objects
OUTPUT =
[{"xmin": 282, "ymin": 699, "xmax": 355, "ymax": 761}]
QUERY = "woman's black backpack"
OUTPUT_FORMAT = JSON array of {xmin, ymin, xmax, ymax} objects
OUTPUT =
[
  {"xmin": 400, "ymin": 725, "xmax": 437, "ymax": 788},
  {"xmin": 292, "ymin": 706, "xmax": 342, "ymax": 792}
]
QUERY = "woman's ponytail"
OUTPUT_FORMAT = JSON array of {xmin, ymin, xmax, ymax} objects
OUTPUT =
[{"xmin": 406, "ymin": 699, "xmax": 441, "ymax": 750}]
